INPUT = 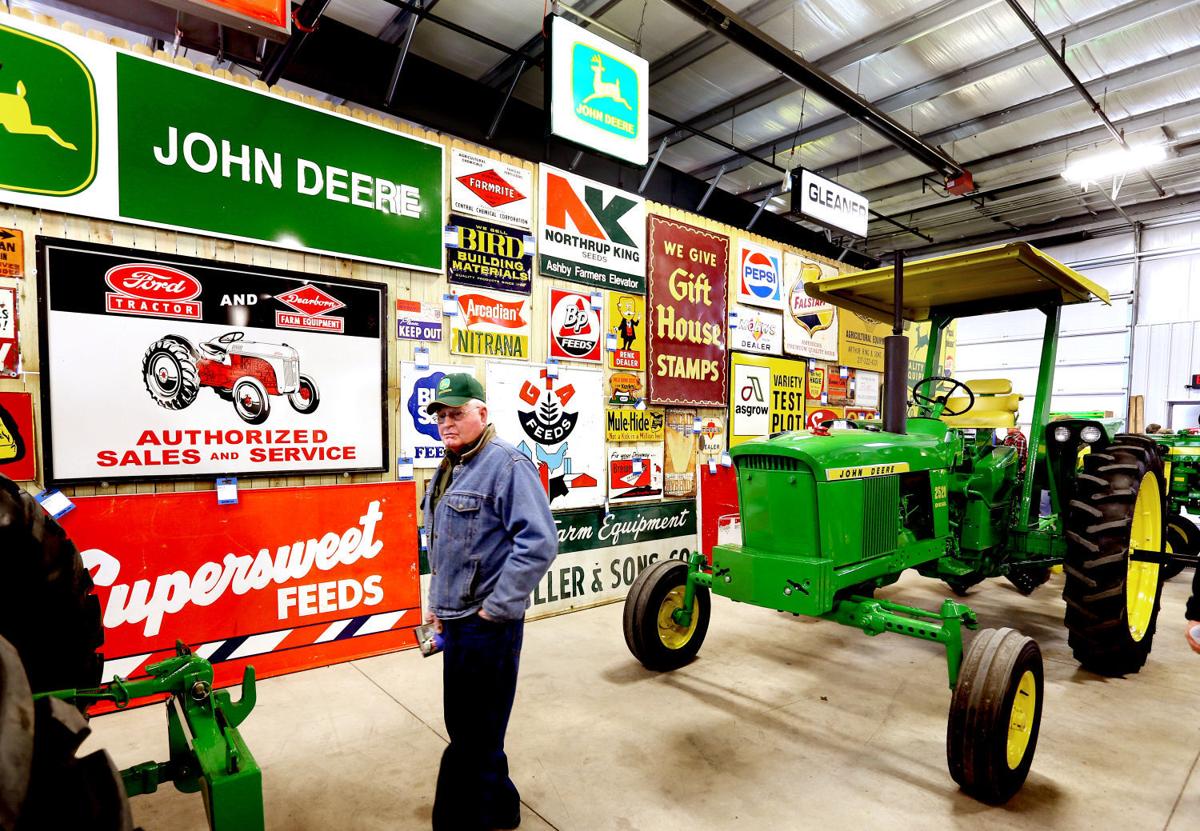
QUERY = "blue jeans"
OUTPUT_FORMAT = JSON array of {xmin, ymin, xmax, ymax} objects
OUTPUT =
[{"xmin": 432, "ymin": 613, "xmax": 524, "ymax": 830}]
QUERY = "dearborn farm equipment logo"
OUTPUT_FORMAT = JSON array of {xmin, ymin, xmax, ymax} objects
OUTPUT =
[
  {"xmin": 571, "ymin": 44, "xmax": 639, "ymax": 141},
  {"xmin": 275, "ymin": 284, "xmax": 346, "ymax": 333},
  {"xmin": 0, "ymin": 24, "xmax": 97, "ymax": 196}
]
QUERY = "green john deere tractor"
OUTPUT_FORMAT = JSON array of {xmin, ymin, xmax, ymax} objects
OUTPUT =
[
  {"xmin": 1148, "ymin": 430, "xmax": 1200, "ymax": 580},
  {"xmin": 623, "ymin": 243, "xmax": 1169, "ymax": 804}
]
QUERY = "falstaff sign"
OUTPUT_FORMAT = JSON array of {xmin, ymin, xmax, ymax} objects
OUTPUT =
[
  {"xmin": 0, "ymin": 16, "xmax": 443, "ymax": 270},
  {"xmin": 646, "ymin": 215, "xmax": 728, "ymax": 406}
]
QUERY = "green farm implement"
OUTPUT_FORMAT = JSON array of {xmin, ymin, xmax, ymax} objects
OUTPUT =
[
  {"xmin": 624, "ymin": 243, "xmax": 1168, "ymax": 803},
  {"xmin": 0, "ymin": 476, "xmax": 263, "ymax": 830},
  {"xmin": 1148, "ymin": 430, "xmax": 1200, "ymax": 580}
]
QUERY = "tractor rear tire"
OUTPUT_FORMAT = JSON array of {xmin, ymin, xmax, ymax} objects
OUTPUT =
[
  {"xmin": 0, "ymin": 476, "xmax": 104, "ymax": 697},
  {"xmin": 141, "ymin": 337, "xmax": 199, "ymax": 410},
  {"xmin": 947, "ymin": 628, "xmax": 1043, "ymax": 804},
  {"xmin": 1063, "ymin": 441, "xmax": 1165, "ymax": 675},
  {"xmin": 623, "ymin": 558, "xmax": 709, "ymax": 672},
  {"xmin": 1165, "ymin": 513, "xmax": 1196, "ymax": 581},
  {"xmin": 0, "ymin": 637, "xmax": 34, "ymax": 831}
]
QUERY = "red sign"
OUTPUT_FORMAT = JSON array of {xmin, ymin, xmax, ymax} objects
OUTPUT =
[
  {"xmin": 548, "ymin": 287, "xmax": 602, "ymax": 363},
  {"xmin": 647, "ymin": 215, "xmax": 729, "ymax": 406},
  {"xmin": 275, "ymin": 284, "xmax": 346, "ymax": 316},
  {"xmin": 104, "ymin": 263, "xmax": 203, "ymax": 319},
  {"xmin": 459, "ymin": 292, "xmax": 527, "ymax": 328},
  {"xmin": 0, "ymin": 392, "xmax": 35, "ymax": 481},
  {"xmin": 806, "ymin": 408, "xmax": 840, "ymax": 430},
  {"xmin": 458, "ymin": 169, "xmax": 525, "ymax": 208},
  {"xmin": 66, "ymin": 482, "xmax": 418, "ymax": 706},
  {"xmin": 698, "ymin": 463, "xmax": 738, "ymax": 564},
  {"xmin": 0, "ymin": 287, "xmax": 18, "ymax": 377}
]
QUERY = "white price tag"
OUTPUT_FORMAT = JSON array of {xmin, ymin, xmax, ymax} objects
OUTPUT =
[
  {"xmin": 720, "ymin": 452, "xmax": 732, "ymax": 468},
  {"xmin": 708, "ymin": 458, "xmax": 718, "ymax": 475},
  {"xmin": 414, "ymin": 347, "xmax": 430, "ymax": 370},
  {"xmin": 35, "ymin": 489, "xmax": 74, "ymax": 519},
  {"xmin": 839, "ymin": 365, "xmax": 849, "ymax": 378},
  {"xmin": 692, "ymin": 417, "xmax": 703, "ymax": 434},
  {"xmin": 398, "ymin": 456, "xmax": 415, "ymax": 481},
  {"xmin": 590, "ymin": 291, "xmax": 603, "ymax": 311},
  {"xmin": 442, "ymin": 293, "xmax": 458, "ymax": 316},
  {"xmin": 546, "ymin": 359, "xmax": 559, "ymax": 379},
  {"xmin": 728, "ymin": 311, "xmax": 739, "ymax": 330},
  {"xmin": 216, "ymin": 477, "xmax": 238, "ymax": 505},
  {"xmin": 606, "ymin": 332, "xmax": 617, "ymax": 352}
]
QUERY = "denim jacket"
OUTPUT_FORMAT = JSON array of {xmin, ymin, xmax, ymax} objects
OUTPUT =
[{"xmin": 425, "ymin": 435, "xmax": 557, "ymax": 621}]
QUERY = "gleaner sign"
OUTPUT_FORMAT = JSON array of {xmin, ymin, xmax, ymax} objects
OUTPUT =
[{"xmin": 795, "ymin": 170, "xmax": 870, "ymax": 239}]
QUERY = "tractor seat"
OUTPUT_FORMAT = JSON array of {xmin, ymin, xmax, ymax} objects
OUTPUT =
[{"xmin": 941, "ymin": 378, "xmax": 1023, "ymax": 429}]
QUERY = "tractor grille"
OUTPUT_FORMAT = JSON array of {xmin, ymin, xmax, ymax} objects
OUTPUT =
[
  {"xmin": 862, "ymin": 475, "xmax": 901, "ymax": 558},
  {"xmin": 284, "ymin": 358, "xmax": 298, "ymax": 389},
  {"xmin": 736, "ymin": 455, "xmax": 799, "ymax": 472}
]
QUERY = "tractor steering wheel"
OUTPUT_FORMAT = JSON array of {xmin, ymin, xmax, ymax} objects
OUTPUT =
[
  {"xmin": 218, "ymin": 332, "xmax": 245, "ymax": 344},
  {"xmin": 912, "ymin": 375, "xmax": 975, "ymax": 417}
]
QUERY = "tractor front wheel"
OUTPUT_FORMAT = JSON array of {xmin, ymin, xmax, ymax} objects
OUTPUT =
[
  {"xmin": 1165, "ymin": 513, "xmax": 1196, "ymax": 581},
  {"xmin": 947, "ymin": 627, "xmax": 1043, "ymax": 804},
  {"xmin": 623, "ymin": 559, "xmax": 709, "ymax": 671},
  {"xmin": 288, "ymin": 374, "xmax": 320, "ymax": 414},
  {"xmin": 232, "ymin": 378, "xmax": 271, "ymax": 425},
  {"xmin": 1063, "ymin": 436, "xmax": 1166, "ymax": 675}
]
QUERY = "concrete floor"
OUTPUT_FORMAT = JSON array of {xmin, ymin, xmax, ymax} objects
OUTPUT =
[{"xmin": 84, "ymin": 571, "xmax": 1200, "ymax": 830}]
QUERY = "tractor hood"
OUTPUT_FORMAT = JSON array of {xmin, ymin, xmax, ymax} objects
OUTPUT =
[{"xmin": 731, "ymin": 423, "xmax": 954, "ymax": 482}]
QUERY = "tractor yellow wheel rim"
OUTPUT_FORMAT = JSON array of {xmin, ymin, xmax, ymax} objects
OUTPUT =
[
  {"xmin": 1127, "ymin": 472, "xmax": 1162, "ymax": 642},
  {"xmin": 1006, "ymin": 670, "xmax": 1037, "ymax": 769},
  {"xmin": 657, "ymin": 586, "xmax": 697, "ymax": 650}
]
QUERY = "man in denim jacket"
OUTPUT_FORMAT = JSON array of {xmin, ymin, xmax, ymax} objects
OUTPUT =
[{"xmin": 422, "ymin": 373, "xmax": 557, "ymax": 830}]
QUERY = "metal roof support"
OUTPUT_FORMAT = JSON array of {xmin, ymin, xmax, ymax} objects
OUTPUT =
[
  {"xmin": 659, "ymin": 0, "xmax": 968, "ymax": 181},
  {"xmin": 384, "ymin": 0, "xmax": 425, "ymax": 109},
  {"xmin": 696, "ymin": 164, "xmax": 726, "ymax": 212},
  {"xmin": 486, "ymin": 58, "xmax": 526, "ymax": 142},
  {"xmin": 478, "ymin": 0, "xmax": 622, "ymax": 88},
  {"xmin": 1002, "ymin": 0, "xmax": 1166, "ymax": 198},
  {"xmin": 866, "ymin": 209, "xmax": 934, "ymax": 244},
  {"xmin": 638, "ymin": 138, "xmax": 670, "ymax": 193},
  {"xmin": 260, "ymin": 0, "xmax": 331, "ymax": 86},
  {"xmin": 569, "ymin": 150, "xmax": 584, "ymax": 171},
  {"xmin": 746, "ymin": 186, "xmax": 777, "ymax": 230}
]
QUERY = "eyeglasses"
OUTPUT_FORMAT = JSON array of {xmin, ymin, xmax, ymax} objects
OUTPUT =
[{"xmin": 434, "ymin": 406, "xmax": 478, "ymax": 424}]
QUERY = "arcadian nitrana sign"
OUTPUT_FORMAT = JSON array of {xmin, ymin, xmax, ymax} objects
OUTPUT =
[
  {"xmin": 546, "ymin": 14, "xmax": 649, "ymax": 166},
  {"xmin": 0, "ymin": 15, "xmax": 443, "ymax": 271}
]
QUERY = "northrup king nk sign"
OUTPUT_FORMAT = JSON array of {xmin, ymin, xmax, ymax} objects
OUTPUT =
[{"xmin": 0, "ymin": 15, "xmax": 443, "ymax": 271}]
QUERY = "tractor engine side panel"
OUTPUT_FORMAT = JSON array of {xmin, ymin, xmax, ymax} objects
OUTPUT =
[
  {"xmin": 228, "ymin": 355, "xmax": 282, "ymax": 395},
  {"xmin": 734, "ymin": 455, "xmax": 820, "ymax": 557}
]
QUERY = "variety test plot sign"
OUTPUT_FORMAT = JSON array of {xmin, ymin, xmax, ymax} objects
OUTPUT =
[
  {"xmin": 37, "ymin": 238, "xmax": 387, "ymax": 483},
  {"xmin": 729, "ymin": 352, "xmax": 808, "ymax": 446},
  {"xmin": 538, "ymin": 165, "xmax": 645, "ymax": 292},
  {"xmin": 66, "ymin": 482, "xmax": 419, "ymax": 692},
  {"xmin": 0, "ymin": 16, "xmax": 443, "ymax": 270},
  {"xmin": 646, "ymin": 215, "xmax": 728, "ymax": 406}
]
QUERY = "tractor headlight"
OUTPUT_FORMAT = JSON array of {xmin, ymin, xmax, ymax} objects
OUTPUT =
[
  {"xmin": 1053, "ymin": 426, "xmax": 1071, "ymax": 442},
  {"xmin": 1080, "ymin": 425, "xmax": 1102, "ymax": 443}
]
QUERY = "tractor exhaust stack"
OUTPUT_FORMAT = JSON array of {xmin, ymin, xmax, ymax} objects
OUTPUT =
[{"xmin": 883, "ymin": 251, "xmax": 908, "ymax": 435}]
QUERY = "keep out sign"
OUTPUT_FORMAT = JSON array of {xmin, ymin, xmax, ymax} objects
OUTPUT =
[{"xmin": 65, "ymin": 482, "xmax": 419, "ymax": 699}]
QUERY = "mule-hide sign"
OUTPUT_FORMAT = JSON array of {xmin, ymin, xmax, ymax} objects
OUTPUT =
[{"xmin": 37, "ymin": 238, "xmax": 386, "ymax": 484}]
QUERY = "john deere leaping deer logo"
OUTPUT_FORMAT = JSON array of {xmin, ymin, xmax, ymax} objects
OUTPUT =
[
  {"xmin": 0, "ymin": 23, "xmax": 97, "ymax": 196},
  {"xmin": 1, "ymin": 81, "xmax": 77, "ymax": 150},
  {"xmin": 572, "ymin": 43, "xmax": 639, "ymax": 140}
]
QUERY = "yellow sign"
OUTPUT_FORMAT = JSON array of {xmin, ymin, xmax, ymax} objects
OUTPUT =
[
  {"xmin": 906, "ymin": 319, "xmax": 959, "ymax": 387},
  {"xmin": 826, "ymin": 462, "xmax": 911, "ymax": 481},
  {"xmin": 806, "ymin": 366, "xmax": 825, "ymax": 400},
  {"xmin": 0, "ymin": 228, "xmax": 23, "ymax": 278},
  {"xmin": 729, "ymin": 352, "xmax": 808, "ymax": 446},
  {"xmin": 608, "ymin": 292, "xmax": 645, "ymax": 371},
  {"xmin": 606, "ymin": 407, "xmax": 664, "ymax": 441},
  {"xmin": 838, "ymin": 310, "xmax": 890, "ymax": 372}
]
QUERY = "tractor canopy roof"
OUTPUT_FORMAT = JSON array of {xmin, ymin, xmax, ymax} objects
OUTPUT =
[{"xmin": 804, "ymin": 242, "xmax": 1109, "ymax": 323}]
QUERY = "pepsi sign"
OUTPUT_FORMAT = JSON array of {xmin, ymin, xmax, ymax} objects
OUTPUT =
[{"xmin": 737, "ymin": 240, "xmax": 783, "ymax": 310}]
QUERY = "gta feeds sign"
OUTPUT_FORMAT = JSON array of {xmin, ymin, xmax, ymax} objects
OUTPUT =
[
  {"xmin": 546, "ymin": 14, "xmax": 649, "ymax": 166},
  {"xmin": 794, "ymin": 169, "xmax": 869, "ymax": 239},
  {"xmin": 37, "ymin": 238, "xmax": 386, "ymax": 484},
  {"xmin": 538, "ymin": 165, "xmax": 646, "ymax": 293},
  {"xmin": 0, "ymin": 16, "xmax": 443, "ymax": 270}
]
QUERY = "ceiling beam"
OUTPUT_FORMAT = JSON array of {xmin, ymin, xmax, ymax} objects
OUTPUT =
[
  {"xmin": 477, "ymin": 0, "xmax": 622, "ymax": 89},
  {"xmin": 659, "ymin": 0, "xmax": 968, "ymax": 179}
]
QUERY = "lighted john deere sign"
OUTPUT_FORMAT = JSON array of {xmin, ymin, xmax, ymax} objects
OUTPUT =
[
  {"xmin": 547, "ymin": 14, "xmax": 649, "ymax": 166},
  {"xmin": 0, "ymin": 15, "xmax": 443, "ymax": 272}
]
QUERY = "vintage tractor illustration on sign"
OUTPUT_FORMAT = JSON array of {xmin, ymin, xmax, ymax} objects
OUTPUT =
[
  {"xmin": 142, "ymin": 331, "xmax": 320, "ymax": 424},
  {"xmin": 624, "ymin": 243, "xmax": 1169, "ymax": 803}
]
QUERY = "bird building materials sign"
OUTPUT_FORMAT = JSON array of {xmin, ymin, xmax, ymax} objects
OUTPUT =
[
  {"xmin": 445, "ymin": 215, "xmax": 534, "ymax": 294},
  {"xmin": 608, "ymin": 443, "xmax": 663, "ymax": 502},
  {"xmin": 0, "ymin": 228, "xmax": 24, "ymax": 278},
  {"xmin": 528, "ymin": 500, "xmax": 696, "ymax": 620},
  {"xmin": 450, "ymin": 148, "xmax": 532, "ymax": 229},
  {"xmin": 605, "ymin": 407, "xmax": 664, "ymax": 442},
  {"xmin": 783, "ymin": 252, "xmax": 838, "ymax": 360},
  {"xmin": 664, "ymin": 408, "xmax": 698, "ymax": 498},
  {"xmin": 538, "ymin": 164, "xmax": 646, "ymax": 293},
  {"xmin": 731, "ymin": 303, "xmax": 782, "ymax": 355},
  {"xmin": 646, "ymin": 215, "xmax": 728, "ymax": 406},
  {"xmin": 449, "ymin": 288, "xmax": 531, "ymax": 360},
  {"xmin": 729, "ymin": 352, "xmax": 808, "ymax": 447},
  {"xmin": 736, "ymin": 239, "xmax": 784, "ymax": 310},
  {"xmin": 608, "ymin": 292, "xmax": 645, "ymax": 370},
  {"xmin": 548, "ymin": 287, "xmax": 603, "ymax": 364},
  {"xmin": 546, "ymin": 14, "xmax": 649, "ymax": 166},
  {"xmin": 0, "ymin": 15, "xmax": 443, "ymax": 271},
  {"xmin": 0, "ymin": 287, "xmax": 19, "ymax": 377},
  {"xmin": 795, "ymin": 169, "xmax": 869, "ymax": 238},
  {"xmin": 485, "ymin": 361, "xmax": 604, "ymax": 510},
  {"xmin": 37, "ymin": 238, "xmax": 387, "ymax": 484},
  {"xmin": 399, "ymin": 362, "xmax": 478, "ymax": 468},
  {"xmin": 64, "ymin": 482, "xmax": 419, "ymax": 700}
]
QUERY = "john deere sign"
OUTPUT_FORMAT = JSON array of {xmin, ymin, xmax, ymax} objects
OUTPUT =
[
  {"xmin": 0, "ymin": 16, "xmax": 443, "ymax": 271},
  {"xmin": 547, "ymin": 14, "xmax": 648, "ymax": 166}
]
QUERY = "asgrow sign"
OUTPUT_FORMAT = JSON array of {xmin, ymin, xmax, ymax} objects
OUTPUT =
[{"xmin": 0, "ymin": 16, "xmax": 443, "ymax": 271}]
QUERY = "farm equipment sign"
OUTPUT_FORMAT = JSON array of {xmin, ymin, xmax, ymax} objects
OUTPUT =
[
  {"xmin": 486, "ymin": 361, "xmax": 604, "ymax": 510},
  {"xmin": 646, "ymin": 215, "xmax": 728, "ymax": 406},
  {"xmin": 64, "ymin": 482, "xmax": 419, "ymax": 696},
  {"xmin": 37, "ymin": 238, "xmax": 387, "ymax": 484},
  {"xmin": 728, "ymin": 351, "xmax": 808, "ymax": 447}
]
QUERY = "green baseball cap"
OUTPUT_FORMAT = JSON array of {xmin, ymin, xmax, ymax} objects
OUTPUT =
[{"xmin": 425, "ymin": 373, "xmax": 486, "ymax": 414}]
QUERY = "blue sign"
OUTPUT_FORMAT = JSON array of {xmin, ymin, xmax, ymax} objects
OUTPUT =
[{"xmin": 396, "ymin": 299, "xmax": 443, "ymax": 342}]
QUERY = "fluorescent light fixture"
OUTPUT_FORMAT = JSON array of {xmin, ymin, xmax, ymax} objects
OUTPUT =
[{"xmin": 1062, "ymin": 144, "xmax": 1167, "ymax": 185}]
